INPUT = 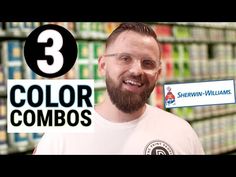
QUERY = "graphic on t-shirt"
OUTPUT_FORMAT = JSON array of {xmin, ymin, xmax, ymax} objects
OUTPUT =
[
  {"xmin": 144, "ymin": 140, "xmax": 174, "ymax": 155},
  {"xmin": 165, "ymin": 87, "xmax": 176, "ymax": 106}
]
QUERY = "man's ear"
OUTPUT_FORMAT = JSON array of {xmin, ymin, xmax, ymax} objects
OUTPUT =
[
  {"xmin": 156, "ymin": 67, "xmax": 162, "ymax": 80},
  {"xmin": 98, "ymin": 55, "xmax": 106, "ymax": 77}
]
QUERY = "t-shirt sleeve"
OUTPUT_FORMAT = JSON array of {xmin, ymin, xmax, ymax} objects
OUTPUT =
[
  {"xmin": 188, "ymin": 126, "xmax": 205, "ymax": 155},
  {"xmin": 192, "ymin": 136, "xmax": 205, "ymax": 154},
  {"xmin": 175, "ymin": 116, "xmax": 205, "ymax": 155},
  {"xmin": 33, "ymin": 133, "xmax": 63, "ymax": 155}
]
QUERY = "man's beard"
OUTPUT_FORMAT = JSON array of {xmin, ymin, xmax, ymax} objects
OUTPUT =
[{"xmin": 106, "ymin": 73, "xmax": 155, "ymax": 113}]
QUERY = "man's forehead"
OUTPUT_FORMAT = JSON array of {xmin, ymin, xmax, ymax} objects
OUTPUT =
[
  {"xmin": 106, "ymin": 31, "xmax": 160, "ymax": 59},
  {"xmin": 116, "ymin": 31, "xmax": 150, "ymax": 40},
  {"xmin": 111, "ymin": 31, "xmax": 158, "ymax": 48}
]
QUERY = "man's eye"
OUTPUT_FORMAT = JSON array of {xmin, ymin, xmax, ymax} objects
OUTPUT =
[
  {"xmin": 143, "ymin": 60, "xmax": 156, "ymax": 68},
  {"xmin": 119, "ymin": 55, "xmax": 131, "ymax": 62}
]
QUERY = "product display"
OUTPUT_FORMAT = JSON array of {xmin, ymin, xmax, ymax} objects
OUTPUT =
[
  {"xmin": 150, "ymin": 22, "xmax": 236, "ymax": 154},
  {"xmin": 0, "ymin": 22, "xmax": 236, "ymax": 154}
]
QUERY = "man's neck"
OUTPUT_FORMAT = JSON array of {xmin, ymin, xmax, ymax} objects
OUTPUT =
[{"xmin": 95, "ymin": 93, "xmax": 146, "ymax": 123}]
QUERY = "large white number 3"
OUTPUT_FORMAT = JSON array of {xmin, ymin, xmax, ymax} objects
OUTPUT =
[{"xmin": 37, "ymin": 30, "xmax": 64, "ymax": 74}]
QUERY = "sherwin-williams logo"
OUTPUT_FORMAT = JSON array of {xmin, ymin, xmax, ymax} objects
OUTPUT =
[
  {"xmin": 165, "ymin": 87, "xmax": 176, "ymax": 106},
  {"xmin": 144, "ymin": 140, "xmax": 174, "ymax": 155},
  {"xmin": 164, "ymin": 80, "xmax": 236, "ymax": 108}
]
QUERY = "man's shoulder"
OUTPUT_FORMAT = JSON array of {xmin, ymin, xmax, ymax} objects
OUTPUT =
[
  {"xmin": 145, "ymin": 104, "xmax": 192, "ymax": 129},
  {"xmin": 34, "ymin": 133, "xmax": 78, "ymax": 154},
  {"xmin": 146, "ymin": 104, "xmax": 186, "ymax": 121}
]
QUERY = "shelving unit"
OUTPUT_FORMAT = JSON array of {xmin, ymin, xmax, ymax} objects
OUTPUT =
[
  {"xmin": 0, "ymin": 22, "xmax": 236, "ymax": 154},
  {"xmin": 0, "ymin": 22, "xmax": 114, "ymax": 154},
  {"xmin": 150, "ymin": 22, "xmax": 236, "ymax": 155},
  {"xmin": 0, "ymin": 141, "xmax": 35, "ymax": 155}
]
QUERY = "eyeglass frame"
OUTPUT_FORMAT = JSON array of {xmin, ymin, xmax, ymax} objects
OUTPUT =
[{"xmin": 103, "ymin": 52, "xmax": 161, "ymax": 73}]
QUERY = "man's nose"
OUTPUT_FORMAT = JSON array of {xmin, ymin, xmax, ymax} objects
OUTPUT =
[{"xmin": 129, "ymin": 59, "xmax": 143, "ymax": 76}]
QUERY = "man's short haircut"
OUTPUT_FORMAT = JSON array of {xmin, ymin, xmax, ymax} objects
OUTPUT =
[{"xmin": 105, "ymin": 22, "xmax": 161, "ymax": 58}]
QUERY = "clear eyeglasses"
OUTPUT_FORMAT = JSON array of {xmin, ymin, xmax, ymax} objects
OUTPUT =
[{"xmin": 103, "ymin": 52, "xmax": 161, "ymax": 74}]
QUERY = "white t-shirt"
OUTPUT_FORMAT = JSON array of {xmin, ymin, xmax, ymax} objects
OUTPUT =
[{"xmin": 34, "ymin": 104, "xmax": 204, "ymax": 155}]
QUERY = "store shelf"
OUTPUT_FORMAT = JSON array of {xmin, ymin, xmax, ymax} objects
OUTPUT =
[
  {"xmin": 76, "ymin": 33, "xmax": 107, "ymax": 41},
  {"xmin": 157, "ymin": 22, "xmax": 236, "ymax": 30},
  {"xmin": 0, "ymin": 86, "xmax": 6, "ymax": 97},
  {"xmin": 8, "ymin": 144, "xmax": 35, "ymax": 154},
  {"xmin": 0, "ymin": 146, "xmax": 8, "ymax": 155},
  {"xmin": 0, "ymin": 119, "xmax": 7, "ymax": 125},
  {"xmin": 95, "ymin": 81, "xmax": 106, "ymax": 90},
  {"xmin": 159, "ymin": 37, "xmax": 236, "ymax": 44},
  {"xmin": 0, "ymin": 143, "xmax": 35, "ymax": 155},
  {"xmin": 0, "ymin": 31, "xmax": 30, "ymax": 40},
  {"xmin": 188, "ymin": 110, "xmax": 236, "ymax": 124}
]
